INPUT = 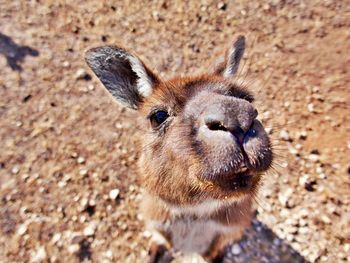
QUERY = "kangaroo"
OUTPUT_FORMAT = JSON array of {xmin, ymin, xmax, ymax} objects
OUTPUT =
[{"xmin": 85, "ymin": 35, "xmax": 273, "ymax": 263}]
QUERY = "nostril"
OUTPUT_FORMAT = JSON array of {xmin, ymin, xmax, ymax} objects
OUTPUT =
[
  {"xmin": 232, "ymin": 127, "xmax": 245, "ymax": 145},
  {"xmin": 206, "ymin": 120, "xmax": 228, "ymax": 131}
]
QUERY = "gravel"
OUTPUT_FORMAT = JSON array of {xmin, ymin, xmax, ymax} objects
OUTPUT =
[{"xmin": 0, "ymin": 1, "xmax": 349, "ymax": 262}]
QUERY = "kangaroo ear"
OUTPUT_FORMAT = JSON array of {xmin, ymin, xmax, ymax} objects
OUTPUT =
[
  {"xmin": 85, "ymin": 46, "xmax": 159, "ymax": 109},
  {"xmin": 210, "ymin": 35, "xmax": 246, "ymax": 78}
]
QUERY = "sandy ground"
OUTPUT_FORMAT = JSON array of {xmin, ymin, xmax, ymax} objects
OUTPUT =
[{"xmin": 0, "ymin": 1, "xmax": 349, "ymax": 262}]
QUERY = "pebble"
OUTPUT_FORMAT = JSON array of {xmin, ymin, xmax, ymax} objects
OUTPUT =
[
  {"xmin": 278, "ymin": 188, "xmax": 294, "ymax": 208},
  {"xmin": 315, "ymin": 166, "xmax": 323, "ymax": 174},
  {"xmin": 75, "ymin": 68, "xmax": 87, "ymax": 79},
  {"xmin": 109, "ymin": 189, "xmax": 120, "ymax": 200},
  {"xmin": 298, "ymin": 173, "xmax": 316, "ymax": 190},
  {"xmin": 30, "ymin": 246, "xmax": 47, "ymax": 263},
  {"xmin": 299, "ymin": 218, "xmax": 307, "ymax": 227},
  {"xmin": 299, "ymin": 226, "xmax": 309, "ymax": 234},
  {"xmin": 51, "ymin": 233, "xmax": 61, "ymax": 244},
  {"xmin": 62, "ymin": 61, "xmax": 70, "ymax": 68},
  {"xmin": 75, "ymin": 68, "xmax": 91, "ymax": 81},
  {"xmin": 11, "ymin": 166, "xmax": 20, "ymax": 174},
  {"xmin": 103, "ymin": 250, "xmax": 113, "ymax": 259},
  {"xmin": 77, "ymin": 156, "xmax": 85, "ymax": 164},
  {"xmin": 17, "ymin": 224, "xmax": 28, "ymax": 235},
  {"xmin": 15, "ymin": 121, "xmax": 23, "ymax": 127},
  {"xmin": 320, "ymin": 215, "xmax": 331, "ymax": 224},
  {"xmin": 231, "ymin": 243, "xmax": 242, "ymax": 255},
  {"xmin": 288, "ymin": 146, "xmax": 298, "ymax": 155},
  {"xmin": 58, "ymin": 181, "xmax": 66, "ymax": 188},
  {"xmin": 83, "ymin": 222, "xmax": 97, "ymax": 236},
  {"xmin": 79, "ymin": 169, "xmax": 88, "ymax": 176},
  {"xmin": 298, "ymin": 130, "xmax": 308, "ymax": 140},
  {"xmin": 308, "ymin": 248, "xmax": 322, "ymax": 262},
  {"xmin": 279, "ymin": 129, "xmax": 291, "ymax": 141},
  {"xmin": 217, "ymin": 2, "xmax": 227, "ymax": 10},
  {"xmin": 299, "ymin": 174, "xmax": 309, "ymax": 187},
  {"xmin": 307, "ymin": 103, "xmax": 315, "ymax": 113},
  {"xmin": 68, "ymin": 244, "xmax": 80, "ymax": 254},
  {"xmin": 265, "ymin": 127, "xmax": 273, "ymax": 135},
  {"xmin": 308, "ymin": 153, "xmax": 319, "ymax": 162},
  {"xmin": 152, "ymin": 11, "xmax": 161, "ymax": 21}
]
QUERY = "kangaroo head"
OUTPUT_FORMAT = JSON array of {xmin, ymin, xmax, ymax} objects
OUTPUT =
[{"xmin": 85, "ymin": 35, "xmax": 272, "ymax": 206}]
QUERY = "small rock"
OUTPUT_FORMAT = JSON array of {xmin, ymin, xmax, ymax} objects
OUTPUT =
[
  {"xmin": 77, "ymin": 156, "xmax": 85, "ymax": 164},
  {"xmin": 307, "ymin": 103, "xmax": 315, "ymax": 113},
  {"xmin": 299, "ymin": 226, "xmax": 309, "ymax": 234},
  {"xmin": 75, "ymin": 68, "xmax": 91, "ymax": 81},
  {"xmin": 265, "ymin": 127, "xmax": 273, "ymax": 135},
  {"xmin": 231, "ymin": 243, "xmax": 242, "ymax": 255},
  {"xmin": 58, "ymin": 181, "xmax": 66, "ymax": 188},
  {"xmin": 104, "ymin": 250, "xmax": 113, "ymax": 259},
  {"xmin": 299, "ymin": 174, "xmax": 317, "ymax": 191},
  {"xmin": 83, "ymin": 222, "xmax": 97, "ymax": 236},
  {"xmin": 17, "ymin": 224, "xmax": 27, "ymax": 235},
  {"xmin": 299, "ymin": 174, "xmax": 309, "ymax": 187},
  {"xmin": 11, "ymin": 166, "xmax": 20, "ymax": 174},
  {"xmin": 109, "ymin": 189, "xmax": 120, "ymax": 200},
  {"xmin": 288, "ymin": 146, "xmax": 299, "ymax": 155},
  {"xmin": 299, "ymin": 218, "xmax": 307, "ymax": 227},
  {"xmin": 15, "ymin": 121, "xmax": 23, "ymax": 127},
  {"xmin": 295, "ymin": 143, "xmax": 302, "ymax": 150},
  {"xmin": 308, "ymin": 247, "xmax": 323, "ymax": 262},
  {"xmin": 143, "ymin": 230, "xmax": 152, "ymax": 238},
  {"xmin": 285, "ymin": 225, "xmax": 298, "ymax": 234},
  {"xmin": 152, "ymin": 11, "xmax": 161, "ymax": 21},
  {"xmin": 79, "ymin": 169, "xmax": 88, "ymax": 176},
  {"xmin": 319, "ymin": 173, "xmax": 327, "ymax": 179},
  {"xmin": 68, "ymin": 244, "xmax": 80, "ymax": 254},
  {"xmin": 30, "ymin": 246, "xmax": 47, "ymax": 263},
  {"xmin": 51, "ymin": 233, "xmax": 61, "ymax": 244},
  {"xmin": 217, "ymin": 2, "xmax": 227, "ymax": 10},
  {"xmin": 278, "ymin": 188, "xmax": 294, "ymax": 208},
  {"xmin": 320, "ymin": 215, "xmax": 331, "ymax": 224},
  {"xmin": 298, "ymin": 130, "xmax": 307, "ymax": 140},
  {"xmin": 62, "ymin": 61, "xmax": 70, "ymax": 68},
  {"xmin": 273, "ymin": 238, "xmax": 281, "ymax": 246},
  {"xmin": 308, "ymin": 153, "xmax": 319, "ymax": 162},
  {"xmin": 279, "ymin": 129, "xmax": 291, "ymax": 141},
  {"xmin": 315, "ymin": 166, "xmax": 323, "ymax": 174}
]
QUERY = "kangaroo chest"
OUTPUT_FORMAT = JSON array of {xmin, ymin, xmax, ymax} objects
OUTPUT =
[{"xmin": 168, "ymin": 218, "xmax": 230, "ymax": 254}]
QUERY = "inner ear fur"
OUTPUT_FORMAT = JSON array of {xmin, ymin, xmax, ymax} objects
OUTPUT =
[{"xmin": 85, "ymin": 46, "xmax": 159, "ymax": 109}]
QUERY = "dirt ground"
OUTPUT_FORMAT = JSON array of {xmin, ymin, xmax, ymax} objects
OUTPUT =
[{"xmin": 0, "ymin": 1, "xmax": 349, "ymax": 262}]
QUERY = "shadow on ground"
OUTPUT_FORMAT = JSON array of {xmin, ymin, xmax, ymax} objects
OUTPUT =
[
  {"xmin": 224, "ymin": 219, "xmax": 308, "ymax": 263},
  {"xmin": 0, "ymin": 32, "xmax": 39, "ymax": 71}
]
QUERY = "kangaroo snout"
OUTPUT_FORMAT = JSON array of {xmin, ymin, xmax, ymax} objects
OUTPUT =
[{"xmin": 198, "ymin": 95, "xmax": 258, "ymax": 145}]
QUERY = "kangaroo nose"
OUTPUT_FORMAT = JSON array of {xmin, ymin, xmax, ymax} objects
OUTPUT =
[{"xmin": 203, "ymin": 101, "xmax": 258, "ymax": 144}]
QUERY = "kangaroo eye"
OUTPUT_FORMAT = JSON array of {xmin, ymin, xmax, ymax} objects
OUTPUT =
[{"xmin": 150, "ymin": 110, "xmax": 169, "ymax": 128}]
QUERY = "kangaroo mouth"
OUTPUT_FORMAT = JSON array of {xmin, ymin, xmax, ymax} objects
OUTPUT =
[
  {"xmin": 216, "ymin": 170, "xmax": 259, "ymax": 192},
  {"xmin": 198, "ymin": 164, "xmax": 262, "ymax": 195}
]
